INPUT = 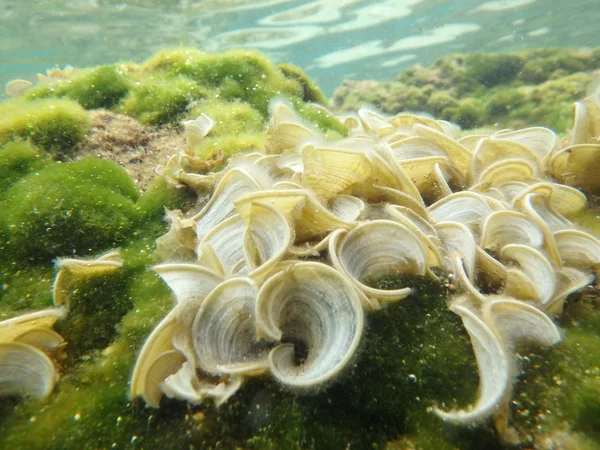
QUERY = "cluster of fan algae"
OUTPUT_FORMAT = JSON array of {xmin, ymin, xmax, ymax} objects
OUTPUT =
[
  {"xmin": 0, "ymin": 50, "xmax": 599, "ymax": 449},
  {"xmin": 127, "ymin": 86, "xmax": 599, "ymax": 439}
]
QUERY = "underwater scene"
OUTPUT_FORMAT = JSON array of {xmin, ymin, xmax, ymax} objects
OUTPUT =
[{"xmin": 1, "ymin": 1, "xmax": 599, "ymax": 449}]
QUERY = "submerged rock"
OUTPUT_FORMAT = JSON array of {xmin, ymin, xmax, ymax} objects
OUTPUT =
[{"xmin": 333, "ymin": 48, "xmax": 600, "ymax": 132}]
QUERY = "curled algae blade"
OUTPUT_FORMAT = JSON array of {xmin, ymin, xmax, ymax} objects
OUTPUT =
[
  {"xmin": 244, "ymin": 202, "xmax": 293, "ymax": 282},
  {"xmin": 500, "ymin": 244, "xmax": 556, "ymax": 305},
  {"xmin": 434, "ymin": 303, "xmax": 511, "ymax": 424},
  {"xmin": 482, "ymin": 298, "xmax": 561, "ymax": 349},
  {"xmin": 255, "ymin": 262, "xmax": 364, "ymax": 388},
  {"xmin": 329, "ymin": 220, "xmax": 427, "ymax": 303},
  {"xmin": 153, "ymin": 263, "xmax": 224, "ymax": 304},
  {"xmin": 0, "ymin": 342, "xmax": 58, "ymax": 399},
  {"xmin": 192, "ymin": 277, "xmax": 269, "ymax": 375}
]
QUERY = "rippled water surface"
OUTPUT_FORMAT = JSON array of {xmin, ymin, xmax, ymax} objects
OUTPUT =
[{"xmin": 1, "ymin": 0, "xmax": 599, "ymax": 94}]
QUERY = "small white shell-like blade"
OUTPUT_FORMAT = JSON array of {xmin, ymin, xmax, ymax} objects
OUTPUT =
[
  {"xmin": 503, "ymin": 268, "xmax": 540, "ymax": 302},
  {"xmin": 371, "ymin": 184, "xmax": 430, "ymax": 220},
  {"xmin": 483, "ymin": 298, "xmax": 560, "ymax": 348},
  {"xmin": 244, "ymin": 202, "xmax": 293, "ymax": 281},
  {"xmin": 153, "ymin": 263, "xmax": 224, "ymax": 304},
  {"xmin": 554, "ymin": 230, "xmax": 600, "ymax": 272},
  {"xmin": 265, "ymin": 99, "xmax": 320, "ymax": 155},
  {"xmin": 196, "ymin": 242, "xmax": 225, "ymax": 275},
  {"xmin": 434, "ymin": 304, "xmax": 511, "ymax": 424},
  {"xmin": 183, "ymin": 113, "xmax": 215, "ymax": 151},
  {"xmin": 494, "ymin": 181, "xmax": 530, "ymax": 203},
  {"xmin": 357, "ymin": 107, "xmax": 394, "ymax": 136},
  {"xmin": 0, "ymin": 342, "xmax": 57, "ymax": 399},
  {"xmin": 330, "ymin": 221, "xmax": 425, "ymax": 302},
  {"xmin": 388, "ymin": 136, "xmax": 447, "ymax": 160},
  {"xmin": 500, "ymin": 245, "xmax": 556, "ymax": 305},
  {"xmin": 200, "ymin": 215, "xmax": 246, "ymax": 276},
  {"xmin": 192, "ymin": 278, "xmax": 269, "ymax": 375},
  {"xmin": 0, "ymin": 307, "xmax": 66, "ymax": 331},
  {"xmin": 413, "ymin": 123, "xmax": 472, "ymax": 180},
  {"xmin": 432, "ymin": 162, "xmax": 455, "ymax": 199},
  {"xmin": 301, "ymin": 144, "xmax": 372, "ymax": 200},
  {"xmin": 470, "ymin": 138, "xmax": 540, "ymax": 181},
  {"xmin": 548, "ymin": 267, "xmax": 596, "ymax": 315},
  {"xmin": 161, "ymin": 361, "xmax": 205, "ymax": 405},
  {"xmin": 450, "ymin": 254, "xmax": 487, "ymax": 304},
  {"xmin": 191, "ymin": 168, "xmax": 261, "ymax": 238},
  {"xmin": 493, "ymin": 127, "xmax": 556, "ymax": 161},
  {"xmin": 387, "ymin": 205, "xmax": 442, "ymax": 267},
  {"xmin": 328, "ymin": 195, "xmax": 365, "ymax": 223},
  {"xmin": 389, "ymin": 113, "xmax": 444, "ymax": 134},
  {"xmin": 550, "ymin": 144, "xmax": 600, "ymax": 191},
  {"xmin": 476, "ymin": 248, "xmax": 507, "ymax": 291},
  {"xmin": 351, "ymin": 148, "xmax": 422, "ymax": 203},
  {"xmin": 130, "ymin": 309, "xmax": 177, "ymax": 402},
  {"xmin": 295, "ymin": 193, "xmax": 355, "ymax": 242},
  {"xmin": 235, "ymin": 189, "xmax": 306, "ymax": 222},
  {"xmin": 256, "ymin": 262, "xmax": 364, "ymax": 388},
  {"xmin": 5, "ymin": 79, "xmax": 33, "ymax": 97},
  {"xmin": 435, "ymin": 221, "xmax": 477, "ymax": 281},
  {"xmin": 429, "ymin": 192, "xmax": 492, "ymax": 229},
  {"xmin": 480, "ymin": 211, "xmax": 544, "ymax": 253},
  {"xmin": 144, "ymin": 350, "xmax": 186, "ymax": 408},
  {"xmin": 12, "ymin": 329, "xmax": 65, "ymax": 353},
  {"xmin": 477, "ymin": 158, "xmax": 537, "ymax": 186}
]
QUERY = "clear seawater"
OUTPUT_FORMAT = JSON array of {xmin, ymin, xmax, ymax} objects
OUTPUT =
[{"xmin": 1, "ymin": 0, "xmax": 599, "ymax": 96}]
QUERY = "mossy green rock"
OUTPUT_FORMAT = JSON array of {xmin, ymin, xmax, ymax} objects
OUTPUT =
[
  {"xmin": 0, "ymin": 140, "xmax": 49, "ymax": 193},
  {"xmin": 1, "ymin": 158, "xmax": 139, "ymax": 262},
  {"xmin": 0, "ymin": 99, "xmax": 91, "ymax": 154},
  {"xmin": 333, "ymin": 48, "xmax": 600, "ymax": 132}
]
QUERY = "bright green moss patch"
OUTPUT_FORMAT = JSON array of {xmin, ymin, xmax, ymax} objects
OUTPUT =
[
  {"xmin": 0, "ymin": 140, "xmax": 49, "ymax": 193},
  {"xmin": 135, "ymin": 175, "xmax": 196, "ymax": 221},
  {"xmin": 65, "ymin": 66, "xmax": 132, "ymax": 110},
  {"xmin": 277, "ymin": 63, "xmax": 329, "ymax": 105},
  {"xmin": 0, "ymin": 99, "xmax": 91, "ymax": 154},
  {"xmin": 0, "ymin": 264, "xmax": 54, "ymax": 320},
  {"xmin": 120, "ymin": 75, "xmax": 206, "ymax": 125},
  {"xmin": 333, "ymin": 47, "xmax": 600, "ymax": 131},
  {"xmin": 510, "ymin": 289, "xmax": 600, "ymax": 447},
  {"xmin": 189, "ymin": 100, "xmax": 264, "ymax": 136},
  {"xmin": 196, "ymin": 132, "xmax": 265, "ymax": 159},
  {"xmin": 1, "ymin": 158, "xmax": 139, "ymax": 263}
]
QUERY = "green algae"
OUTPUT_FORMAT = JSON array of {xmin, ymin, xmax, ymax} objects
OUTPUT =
[
  {"xmin": 0, "ymin": 99, "xmax": 91, "ymax": 155},
  {"xmin": 120, "ymin": 75, "xmax": 207, "ymax": 125},
  {"xmin": 1, "ymin": 158, "xmax": 139, "ymax": 263},
  {"xmin": 333, "ymin": 48, "xmax": 600, "ymax": 131},
  {"xmin": 509, "ymin": 288, "xmax": 600, "ymax": 448},
  {"xmin": 0, "ymin": 264, "xmax": 54, "ymax": 321},
  {"xmin": 0, "ymin": 140, "xmax": 49, "ymax": 193},
  {"xmin": 277, "ymin": 63, "xmax": 329, "ymax": 105}
]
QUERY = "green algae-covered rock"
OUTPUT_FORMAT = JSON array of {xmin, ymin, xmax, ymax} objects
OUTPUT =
[
  {"xmin": 333, "ymin": 48, "xmax": 600, "ymax": 132},
  {"xmin": 0, "ymin": 140, "xmax": 49, "ymax": 193},
  {"xmin": 0, "ymin": 99, "xmax": 91, "ymax": 154},
  {"xmin": 1, "ymin": 158, "xmax": 139, "ymax": 262},
  {"xmin": 120, "ymin": 74, "xmax": 207, "ymax": 125}
]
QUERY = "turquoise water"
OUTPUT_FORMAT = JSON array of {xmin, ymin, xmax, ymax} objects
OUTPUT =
[{"xmin": 1, "ymin": 0, "xmax": 599, "ymax": 95}]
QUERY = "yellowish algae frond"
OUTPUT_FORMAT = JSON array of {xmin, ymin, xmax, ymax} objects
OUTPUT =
[{"xmin": 0, "ymin": 48, "xmax": 599, "ymax": 449}]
